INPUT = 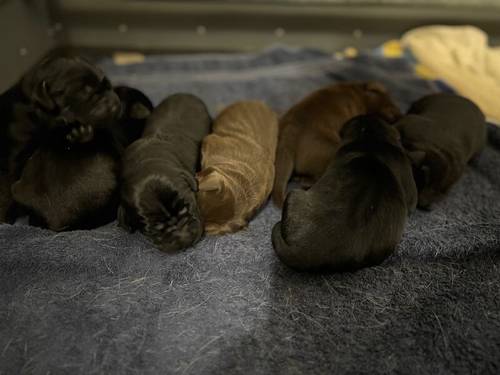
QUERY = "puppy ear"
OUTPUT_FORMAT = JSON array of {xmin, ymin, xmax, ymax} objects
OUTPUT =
[
  {"xmin": 32, "ymin": 80, "xmax": 55, "ymax": 111},
  {"xmin": 130, "ymin": 102, "xmax": 152, "ymax": 120},
  {"xmin": 197, "ymin": 170, "xmax": 223, "ymax": 193}
]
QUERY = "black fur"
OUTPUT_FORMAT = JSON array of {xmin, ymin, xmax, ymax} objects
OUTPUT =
[
  {"xmin": 0, "ymin": 55, "xmax": 122, "ymax": 177},
  {"xmin": 272, "ymin": 115, "xmax": 417, "ymax": 272},
  {"xmin": 113, "ymin": 85, "xmax": 153, "ymax": 145},
  {"xmin": 119, "ymin": 93, "xmax": 211, "ymax": 251},
  {"xmin": 396, "ymin": 93, "xmax": 487, "ymax": 209},
  {"xmin": 3, "ymin": 85, "xmax": 153, "ymax": 230},
  {"xmin": 11, "ymin": 139, "xmax": 120, "ymax": 231}
]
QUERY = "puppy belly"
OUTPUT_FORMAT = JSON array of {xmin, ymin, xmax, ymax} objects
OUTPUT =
[{"xmin": 135, "ymin": 176, "xmax": 202, "ymax": 251}]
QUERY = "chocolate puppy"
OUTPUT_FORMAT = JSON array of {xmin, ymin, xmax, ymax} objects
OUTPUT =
[
  {"xmin": 118, "ymin": 94, "xmax": 211, "ymax": 251},
  {"xmin": 6, "ymin": 86, "xmax": 153, "ymax": 230},
  {"xmin": 272, "ymin": 115, "xmax": 417, "ymax": 272},
  {"xmin": 272, "ymin": 81, "xmax": 401, "ymax": 207},
  {"xmin": 1, "ymin": 55, "xmax": 121, "ymax": 176},
  {"xmin": 197, "ymin": 101, "xmax": 278, "ymax": 235},
  {"xmin": 396, "ymin": 93, "xmax": 487, "ymax": 209}
]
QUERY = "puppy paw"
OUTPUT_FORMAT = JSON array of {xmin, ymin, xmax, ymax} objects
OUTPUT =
[
  {"xmin": 66, "ymin": 124, "xmax": 94, "ymax": 143},
  {"xmin": 204, "ymin": 220, "xmax": 246, "ymax": 236},
  {"xmin": 139, "ymin": 180, "xmax": 202, "ymax": 251}
]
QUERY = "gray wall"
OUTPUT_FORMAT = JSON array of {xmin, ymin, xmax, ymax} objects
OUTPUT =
[
  {"xmin": 0, "ymin": 0, "xmax": 59, "ymax": 92},
  {"xmin": 2, "ymin": 0, "xmax": 500, "ymax": 90},
  {"xmin": 50, "ymin": 0, "xmax": 500, "ymax": 53}
]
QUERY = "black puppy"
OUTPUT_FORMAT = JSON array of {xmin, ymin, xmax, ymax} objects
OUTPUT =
[
  {"xmin": 1, "ymin": 55, "xmax": 122, "ymax": 177},
  {"xmin": 396, "ymin": 93, "xmax": 487, "ymax": 209},
  {"xmin": 6, "ymin": 86, "xmax": 153, "ymax": 230},
  {"xmin": 272, "ymin": 115, "xmax": 417, "ymax": 272},
  {"xmin": 11, "ymin": 142, "xmax": 120, "ymax": 231},
  {"xmin": 118, "ymin": 93, "xmax": 211, "ymax": 251}
]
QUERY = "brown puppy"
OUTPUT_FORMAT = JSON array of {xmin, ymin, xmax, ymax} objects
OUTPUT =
[
  {"xmin": 272, "ymin": 81, "xmax": 401, "ymax": 207},
  {"xmin": 396, "ymin": 93, "xmax": 487, "ymax": 209},
  {"xmin": 197, "ymin": 101, "xmax": 278, "ymax": 235}
]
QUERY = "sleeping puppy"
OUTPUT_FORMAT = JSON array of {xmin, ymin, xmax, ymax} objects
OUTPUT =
[
  {"xmin": 6, "ymin": 87, "xmax": 153, "ymax": 231},
  {"xmin": 118, "ymin": 94, "xmax": 211, "ymax": 251},
  {"xmin": 11, "ymin": 140, "xmax": 120, "ymax": 231},
  {"xmin": 396, "ymin": 93, "xmax": 487, "ymax": 209},
  {"xmin": 197, "ymin": 101, "xmax": 278, "ymax": 235},
  {"xmin": 2, "ymin": 55, "xmax": 122, "ymax": 176},
  {"xmin": 272, "ymin": 115, "xmax": 417, "ymax": 272},
  {"xmin": 272, "ymin": 81, "xmax": 401, "ymax": 207}
]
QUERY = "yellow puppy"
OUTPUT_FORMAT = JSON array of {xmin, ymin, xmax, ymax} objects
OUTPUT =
[{"xmin": 197, "ymin": 101, "xmax": 278, "ymax": 235}]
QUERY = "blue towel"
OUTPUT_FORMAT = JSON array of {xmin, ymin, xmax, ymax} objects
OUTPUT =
[{"xmin": 1, "ymin": 46, "xmax": 499, "ymax": 374}]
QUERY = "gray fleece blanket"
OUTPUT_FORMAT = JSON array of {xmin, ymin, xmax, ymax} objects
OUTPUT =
[{"xmin": 1, "ymin": 46, "xmax": 499, "ymax": 375}]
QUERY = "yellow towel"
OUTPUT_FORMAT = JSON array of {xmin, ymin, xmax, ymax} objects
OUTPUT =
[{"xmin": 402, "ymin": 25, "xmax": 500, "ymax": 125}]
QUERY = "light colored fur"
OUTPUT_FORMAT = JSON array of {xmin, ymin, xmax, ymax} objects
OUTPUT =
[{"xmin": 197, "ymin": 101, "xmax": 278, "ymax": 235}]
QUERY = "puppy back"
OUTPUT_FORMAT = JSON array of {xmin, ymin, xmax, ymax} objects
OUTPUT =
[
  {"xmin": 212, "ymin": 100, "xmax": 278, "ymax": 152},
  {"xmin": 142, "ymin": 93, "xmax": 211, "ymax": 140},
  {"xmin": 201, "ymin": 101, "xmax": 278, "ymax": 207}
]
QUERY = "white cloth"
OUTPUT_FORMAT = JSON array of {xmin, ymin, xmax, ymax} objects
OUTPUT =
[{"xmin": 402, "ymin": 25, "xmax": 500, "ymax": 125}]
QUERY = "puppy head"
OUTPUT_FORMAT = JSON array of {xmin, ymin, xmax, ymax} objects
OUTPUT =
[
  {"xmin": 405, "ymin": 146, "xmax": 452, "ymax": 209},
  {"xmin": 196, "ymin": 167, "xmax": 236, "ymax": 226},
  {"xmin": 340, "ymin": 114, "xmax": 402, "ymax": 149},
  {"xmin": 361, "ymin": 82, "xmax": 402, "ymax": 123},
  {"xmin": 22, "ymin": 56, "xmax": 121, "ymax": 129}
]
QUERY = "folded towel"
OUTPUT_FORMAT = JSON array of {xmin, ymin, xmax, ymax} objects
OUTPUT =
[{"xmin": 402, "ymin": 25, "xmax": 500, "ymax": 125}]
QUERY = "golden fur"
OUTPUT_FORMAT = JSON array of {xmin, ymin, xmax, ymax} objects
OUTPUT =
[{"xmin": 197, "ymin": 101, "xmax": 279, "ymax": 235}]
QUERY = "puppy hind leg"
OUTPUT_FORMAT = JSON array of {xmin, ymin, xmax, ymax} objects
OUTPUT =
[{"xmin": 138, "ymin": 177, "xmax": 203, "ymax": 252}]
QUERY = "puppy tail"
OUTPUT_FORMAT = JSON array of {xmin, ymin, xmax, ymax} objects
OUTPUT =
[{"xmin": 272, "ymin": 135, "xmax": 295, "ymax": 208}]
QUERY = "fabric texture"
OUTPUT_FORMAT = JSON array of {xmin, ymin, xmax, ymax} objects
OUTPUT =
[
  {"xmin": 401, "ymin": 25, "xmax": 500, "ymax": 125},
  {"xmin": 1, "ymin": 46, "xmax": 499, "ymax": 374}
]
